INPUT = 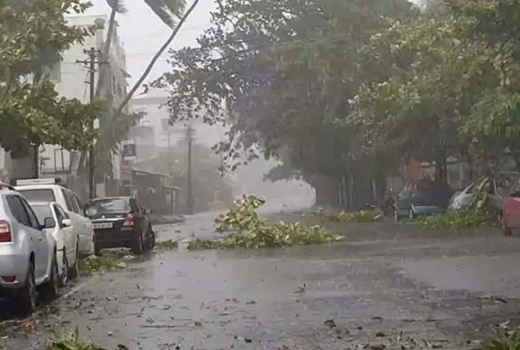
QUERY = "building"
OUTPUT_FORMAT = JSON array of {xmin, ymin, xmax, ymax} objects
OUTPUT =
[
  {"xmin": 129, "ymin": 91, "xmax": 228, "ymax": 155},
  {"xmin": 35, "ymin": 14, "xmax": 130, "ymax": 198}
]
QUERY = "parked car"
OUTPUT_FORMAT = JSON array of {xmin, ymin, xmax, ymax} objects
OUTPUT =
[
  {"xmin": 448, "ymin": 177, "xmax": 506, "ymax": 214},
  {"xmin": 85, "ymin": 196, "xmax": 155, "ymax": 255},
  {"xmin": 394, "ymin": 179, "xmax": 452, "ymax": 220},
  {"xmin": 30, "ymin": 202, "xmax": 79, "ymax": 285},
  {"xmin": 15, "ymin": 178, "xmax": 94, "ymax": 256},
  {"xmin": 0, "ymin": 187, "xmax": 60, "ymax": 315}
]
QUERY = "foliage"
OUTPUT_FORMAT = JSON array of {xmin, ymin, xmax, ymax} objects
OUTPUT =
[
  {"xmin": 155, "ymin": 239, "xmax": 179, "ymax": 250},
  {"xmin": 154, "ymin": 0, "xmax": 520, "ymax": 207},
  {"xmin": 47, "ymin": 330, "xmax": 106, "ymax": 350},
  {"xmin": 417, "ymin": 208, "xmax": 500, "ymax": 230},
  {"xmin": 474, "ymin": 325, "xmax": 520, "ymax": 350},
  {"xmin": 313, "ymin": 208, "xmax": 383, "ymax": 224},
  {"xmin": 0, "ymin": 0, "xmax": 102, "ymax": 157},
  {"xmin": 79, "ymin": 254, "xmax": 130, "ymax": 275},
  {"xmin": 187, "ymin": 195, "xmax": 343, "ymax": 250},
  {"xmin": 349, "ymin": 0, "xmax": 520, "ymax": 173},
  {"xmin": 152, "ymin": 0, "xmax": 419, "ymax": 199}
]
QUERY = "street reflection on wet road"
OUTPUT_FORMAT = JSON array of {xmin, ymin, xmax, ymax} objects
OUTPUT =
[{"xmin": 3, "ymin": 212, "xmax": 520, "ymax": 349}]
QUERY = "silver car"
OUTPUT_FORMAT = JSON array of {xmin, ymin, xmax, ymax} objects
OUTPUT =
[{"xmin": 0, "ymin": 185, "xmax": 60, "ymax": 315}]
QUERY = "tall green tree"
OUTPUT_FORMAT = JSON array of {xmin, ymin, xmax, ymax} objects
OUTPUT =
[
  {"xmin": 153, "ymin": 0, "xmax": 418, "ymax": 208},
  {"xmin": 0, "ymin": 0, "xmax": 102, "ymax": 158},
  {"xmin": 351, "ymin": 0, "xmax": 520, "ymax": 180}
]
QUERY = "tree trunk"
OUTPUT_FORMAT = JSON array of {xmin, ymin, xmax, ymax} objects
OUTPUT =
[
  {"xmin": 112, "ymin": 0, "xmax": 200, "ymax": 120},
  {"xmin": 311, "ymin": 174, "xmax": 340, "ymax": 208}
]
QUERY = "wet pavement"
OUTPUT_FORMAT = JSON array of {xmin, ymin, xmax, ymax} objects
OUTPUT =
[{"xmin": 2, "ymin": 211, "xmax": 520, "ymax": 349}]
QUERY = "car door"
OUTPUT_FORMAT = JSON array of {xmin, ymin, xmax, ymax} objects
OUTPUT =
[
  {"xmin": 19, "ymin": 196, "xmax": 50, "ymax": 279},
  {"xmin": 71, "ymin": 192, "xmax": 93, "ymax": 246},
  {"xmin": 54, "ymin": 204, "xmax": 74, "ymax": 258},
  {"xmin": 5, "ymin": 196, "xmax": 42, "ymax": 274}
]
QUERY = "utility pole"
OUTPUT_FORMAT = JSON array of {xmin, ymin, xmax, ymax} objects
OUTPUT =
[
  {"xmin": 77, "ymin": 47, "xmax": 106, "ymax": 199},
  {"xmin": 185, "ymin": 125, "xmax": 195, "ymax": 215}
]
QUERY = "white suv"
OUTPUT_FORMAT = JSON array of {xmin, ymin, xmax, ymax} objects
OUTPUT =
[
  {"xmin": 0, "ymin": 184, "xmax": 60, "ymax": 315},
  {"xmin": 15, "ymin": 178, "xmax": 94, "ymax": 256}
]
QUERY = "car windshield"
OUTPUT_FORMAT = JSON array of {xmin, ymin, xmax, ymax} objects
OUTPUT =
[
  {"xmin": 85, "ymin": 198, "xmax": 130, "ymax": 216},
  {"xmin": 17, "ymin": 189, "xmax": 56, "ymax": 202},
  {"xmin": 30, "ymin": 204, "xmax": 53, "ymax": 226}
]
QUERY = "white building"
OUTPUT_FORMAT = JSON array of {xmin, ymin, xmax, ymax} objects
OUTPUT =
[
  {"xmin": 129, "ymin": 91, "xmax": 228, "ymax": 159},
  {"xmin": 2, "ymin": 14, "xmax": 130, "ymax": 198}
]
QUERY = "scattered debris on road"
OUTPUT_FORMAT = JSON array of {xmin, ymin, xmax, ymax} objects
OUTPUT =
[
  {"xmin": 187, "ymin": 196, "xmax": 343, "ymax": 250},
  {"xmin": 155, "ymin": 239, "xmax": 180, "ymax": 250},
  {"xmin": 312, "ymin": 208, "xmax": 383, "ymax": 223},
  {"xmin": 79, "ymin": 254, "xmax": 132, "ymax": 275}
]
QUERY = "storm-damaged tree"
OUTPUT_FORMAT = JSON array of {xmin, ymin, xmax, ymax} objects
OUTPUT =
[
  {"xmin": 0, "ymin": 0, "xmax": 103, "ymax": 171},
  {"xmin": 152, "ymin": 0, "xmax": 418, "ymax": 208},
  {"xmin": 351, "ymin": 0, "xmax": 520, "ymax": 182},
  {"xmin": 76, "ymin": 0, "xmax": 200, "ymax": 180}
]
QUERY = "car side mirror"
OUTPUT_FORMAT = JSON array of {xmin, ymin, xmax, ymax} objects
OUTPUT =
[
  {"xmin": 43, "ymin": 217, "xmax": 56, "ymax": 229},
  {"xmin": 61, "ymin": 218, "xmax": 72, "ymax": 228}
]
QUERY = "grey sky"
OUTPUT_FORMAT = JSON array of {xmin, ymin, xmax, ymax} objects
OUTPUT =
[{"xmin": 86, "ymin": 0, "xmax": 215, "ymax": 87}]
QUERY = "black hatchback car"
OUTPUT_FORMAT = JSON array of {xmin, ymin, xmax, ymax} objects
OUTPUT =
[{"xmin": 85, "ymin": 196, "xmax": 155, "ymax": 255}]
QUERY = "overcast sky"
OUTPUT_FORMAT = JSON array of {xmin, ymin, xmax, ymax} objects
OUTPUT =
[{"xmin": 86, "ymin": 0, "xmax": 215, "ymax": 87}]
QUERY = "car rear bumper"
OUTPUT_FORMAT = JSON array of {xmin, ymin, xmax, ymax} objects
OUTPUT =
[
  {"xmin": 94, "ymin": 228, "xmax": 139, "ymax": 250},
  {"xmin": 0, "ymin": 253, "xmax": 29, "ymax": 290}
]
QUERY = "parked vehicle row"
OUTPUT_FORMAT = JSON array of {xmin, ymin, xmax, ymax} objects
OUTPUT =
[
  {"xmin": 0, "ymin": 178, "xmax": 157, "ymax": 316},
  {"xmin": 390, "ymin": 174, "xmax": 520, "ymax": 237}
]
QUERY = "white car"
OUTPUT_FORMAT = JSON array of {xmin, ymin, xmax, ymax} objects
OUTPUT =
[
  {"xmin": 15, "ymin": 178, "xmax": 94, "ymax": 256},
  {"xmin": 30, "ymin": 201, "xmax": 79, "ymax": 285}
]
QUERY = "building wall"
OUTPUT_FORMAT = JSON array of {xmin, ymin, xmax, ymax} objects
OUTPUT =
[
  {"xmin": 32, "ymin": 15, "xmax": 130, "ymax": 194},
  {"xmin": 129, "ymin": 93, "xmax": 228, "ymax": 151}
]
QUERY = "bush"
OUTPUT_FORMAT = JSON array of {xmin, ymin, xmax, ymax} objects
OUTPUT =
[{"xmin": 187, "ymin": 195, "xmax": 343, "ymax": 250}]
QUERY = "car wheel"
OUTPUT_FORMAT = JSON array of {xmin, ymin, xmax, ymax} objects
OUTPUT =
[
  {"xmin": 39, "ymin": 255, "xmax": 60, "ymax": 302},
  {"xmin": 131, "ymin": 233, "xmax": 144, "ymax": 255},
  {"xmin": 147, "ymin": 227, "xmax": 156, "ymax": 250},
  {"xmin": 94, "ymin": 243, "xmax": 102, "ymax": 256},
  {"xmin": 69, "ymin": 241, "xmax": 80, "ymax": 279},
  {"xmin": 16, "ymin": 261, "xmax": 37, "ymax": 316},
  {"xmin": 59, "ymin": 252, "xmax": 69, "ymax": 287}
]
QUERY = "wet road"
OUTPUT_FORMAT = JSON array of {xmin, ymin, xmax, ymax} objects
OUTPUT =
[{"xmin": 2, "ymin": 211, "xmax": 520, "ymax": 349}]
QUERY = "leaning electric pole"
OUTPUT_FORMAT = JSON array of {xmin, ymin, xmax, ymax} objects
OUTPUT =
[
  {"xmin": 185, "ymin": 124, "xmax": 195, "ymax": 215},
  {"xmin": 77, "ymin": 47, "xmax": 106, "ymax": 199}
]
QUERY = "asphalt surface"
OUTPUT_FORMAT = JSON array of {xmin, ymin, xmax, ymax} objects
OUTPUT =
[{"xmin": 2, "ymin": 209, "xmax": 520, "ymax": 349}]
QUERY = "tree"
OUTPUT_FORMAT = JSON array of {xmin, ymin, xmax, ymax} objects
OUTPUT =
[
  {"xmin": 0, "ymin": 0, "xmax": 103, "ymax": 158},
  {"xmin": 77, "ymin": 0, "xmax": 200, "ymax": 178},
  {"xmin": 153, "ymin": 0, "xmax": 419, "ymax": 208},
  {"xmin": 351, "ymin": 0, "xmax": 520, "ymax": 180}
]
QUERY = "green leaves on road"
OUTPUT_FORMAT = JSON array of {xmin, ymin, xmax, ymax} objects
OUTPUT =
[
  {"xmin": 78, "ymin": 254, "xmax": 130, "ymax": 275},
  {"xmin": 313, "ymin": 208, "xmax": 383, "ymax": 224},
  {"xmin": 187, "ymin": 196, "xmax": 343, "ymax": 250}
]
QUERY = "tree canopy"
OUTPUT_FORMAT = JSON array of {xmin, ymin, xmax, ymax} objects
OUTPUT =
[
  {"xmin": 154, "ymin": 0, "xmax": 520, "ymax": 207},
  {"xmin": 0, "ymin": 0, "xmax": 103, "ymax": 157}
]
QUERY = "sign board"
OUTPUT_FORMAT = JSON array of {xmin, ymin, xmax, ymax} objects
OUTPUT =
[{"xmin": 121, "ymin": 140, "xmax": 136, "ymax": 160}]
